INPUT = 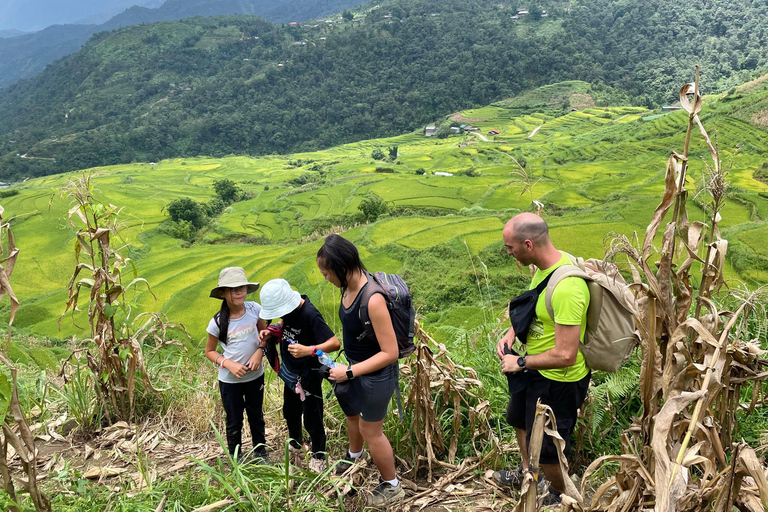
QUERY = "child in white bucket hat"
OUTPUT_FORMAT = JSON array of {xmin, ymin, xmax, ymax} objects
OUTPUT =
[
  {"xmin": 204, "ymin": 267, "xmax": 269, "ymax": 462},
  {"xmin": 258, "ymin": 278, "xmax": 340, "ymax": 473}
]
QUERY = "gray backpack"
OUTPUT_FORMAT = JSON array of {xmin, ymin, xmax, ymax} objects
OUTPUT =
[{"xmin": 545, "ymin": 257, "xmax": 638, "ymax": 372}]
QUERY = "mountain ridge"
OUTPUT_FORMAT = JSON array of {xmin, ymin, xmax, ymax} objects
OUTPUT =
[
  {"xmin": 0, "ymin": 0, "xmax": 367, "ymax": 88},
  {"xmin": 1, "ymin": 0, "xmax": 767, "ymax": 182}
]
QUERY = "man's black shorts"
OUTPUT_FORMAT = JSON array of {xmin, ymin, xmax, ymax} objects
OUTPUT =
[{"xmin": 506, "ymin": 370, "xmax": 590, "ymax": 465}]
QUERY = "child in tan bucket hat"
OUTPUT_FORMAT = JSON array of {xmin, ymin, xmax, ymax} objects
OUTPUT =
[{"xmin": 204, "ymin": 267, "xmax": 268, "ymax": 462}]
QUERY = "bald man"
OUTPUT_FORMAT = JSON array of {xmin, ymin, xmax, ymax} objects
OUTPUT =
[{"xmin": 493, "ymin": 213, "xmax": 591, "ymax": 503}]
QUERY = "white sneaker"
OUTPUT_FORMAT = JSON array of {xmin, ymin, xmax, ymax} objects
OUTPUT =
[{"xmin": 308, "ymin": 457, "xmax": 327, "ymax": 473}]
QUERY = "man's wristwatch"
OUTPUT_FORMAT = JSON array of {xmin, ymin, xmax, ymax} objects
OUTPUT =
[
  {"xmin": 346, "ymin": 367, "xmax": 355, "ymax": 380},
  {"xmin": 517, "ymin": 356, "xmax": 526, "ymax": 369}
]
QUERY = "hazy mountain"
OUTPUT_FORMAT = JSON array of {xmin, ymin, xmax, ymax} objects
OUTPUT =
[
  {"xmin": 0, "ymin": 0, "xmax": 157, "ymax": 31},
  {"xmin": 0, "ymin": 0, "xmax": 365, "ymax": 88},
  {"xmin": 0, "ymin": 29, "xmax": 29, "ymax": 38}
]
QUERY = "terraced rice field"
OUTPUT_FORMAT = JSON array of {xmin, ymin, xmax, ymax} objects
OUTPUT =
[{"xmin": 3, "ymin": 81, "xmax": 767, "ymax": 341}]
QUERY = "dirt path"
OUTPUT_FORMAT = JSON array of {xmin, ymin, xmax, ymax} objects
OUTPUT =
[
  {"xmin": 528, "ymin": 125, "xmax": 542, "ymax": 138},
  {"xmin": 471, "ymin": 132, "xmax": 489, "ymax": 142}
]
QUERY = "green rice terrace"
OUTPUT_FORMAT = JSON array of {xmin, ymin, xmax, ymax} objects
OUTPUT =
[
  {"xmin": 4, "ymin": 81, "xmax": 767, "ymax": 344},
  {"xmin": 1, "ymin": 78, "xmax": 768, "ymax": 510}
]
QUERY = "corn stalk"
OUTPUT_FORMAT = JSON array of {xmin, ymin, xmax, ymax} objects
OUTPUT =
[
  {"xmin": 578, "ymin": 71, "xmax": 768, "ymax": 511},
  {"xmin": 0, "ymin": 206, "xmax": 19, "ymax": 355},
  {"xmin": 402, "ymin": 324, "xmax": 501, "ymax": 481},
  {"xmin": 0, "ymin": 206, "xmax": 51, "ymax": 512},
  {"xmin": 59, "ymin": 172, "xmax": 167, "ymax": 424}
]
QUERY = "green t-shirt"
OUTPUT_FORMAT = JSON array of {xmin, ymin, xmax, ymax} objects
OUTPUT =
[{"xmin": 526, "ymin": 252, "xmax": 590, "ymax": 382}]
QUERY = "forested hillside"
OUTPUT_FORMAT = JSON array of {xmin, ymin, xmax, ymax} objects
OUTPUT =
[
  {"xmin": 0, "ymin": 0, "xmax": 365, "ymax": 88},
  {"xmin": 1, "ymin": 0, "xmax": 767, "ymax": 181}
]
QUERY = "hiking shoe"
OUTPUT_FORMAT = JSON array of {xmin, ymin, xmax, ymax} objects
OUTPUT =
[
  {"xmin": 308, "ymin": 457, "xmax": 327, "ymax": 473},
  {"xmin": 365, "ymin": 480, "xmax": 405, "ymax": 507},
  {"xmin": 335, "ymin": 450, "xmax": 365, "ymax": 475},
  {"xmin": 541, "ymin": 486, "xmax": 562, "ymax": 508},
  {"xmin": 492, "ymin": 465, "xmax": 525, "ymax": 489}
]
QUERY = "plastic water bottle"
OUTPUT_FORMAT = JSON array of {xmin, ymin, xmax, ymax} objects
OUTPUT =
[{"xmin": 316, "ymin": 349, "xmax": 336, "ymax": 367}]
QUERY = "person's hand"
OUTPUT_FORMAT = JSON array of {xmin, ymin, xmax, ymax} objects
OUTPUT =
[
  {"xmin": 258, "ymin": 329, "xmax": 271, "ymax": 343},
  {"xmin": 287, "ymin": 343, "xmax": 312, "ymax": 358},
  {"xmin": 224, "ymin": 359, "xmax": 249, "ymax": 379},
  {"xmin": 246, "ymin": 350, "xmax": 263, "ymax": 371},
  {"xmin": 496, "ymin": 329, "xmax": 516, "ymax": 359},
  {"xmin": 501, "ymin": 354, "xmax": 522, "ymax": 374},
  {"xmin": 328, "ymin": 364, "xmax": 348, "ymax": 382}
]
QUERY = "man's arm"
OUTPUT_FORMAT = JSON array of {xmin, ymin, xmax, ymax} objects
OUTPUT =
[{"xmin": 502, "ymin": 324, "xmax": 580, "ymax": 372}]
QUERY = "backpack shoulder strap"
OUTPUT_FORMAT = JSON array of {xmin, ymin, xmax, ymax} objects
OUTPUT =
[
  {"xmin": 544, "ymin": 264, "xmax": 591, "ymax": 320},
  {"xmin": 359, "ymin": 272, "xmax": 388, "ymax": 340}
]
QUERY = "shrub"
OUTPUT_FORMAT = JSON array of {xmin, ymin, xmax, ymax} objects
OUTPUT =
[
  {"xmin": 164, "ymin": 197, "xmax": 207, "ymax": 229},
  {"xmin": 0, "ymin": 188, "xmax": 18, "ymax": 198},
  {"xmin": 415, "ymin": 168, "xmax": 426, "ymax": 175},
  {"xmin": 371, "ymin": 149, "xmax": 385, "ymax": 160},
  {"xmin": 357, "ymin": 195, "xmax": 388, "ymax": 223},
  {"xmin": 375, "ymin": 166, "xmax": 395, "ymax": 173},
  {"xmin": 203, "ymin": 198, "xmax": 226, "ymax": 217},
  {"xmin": 213, "ymin": 178, "xmax": 241, "ymax": 204}
]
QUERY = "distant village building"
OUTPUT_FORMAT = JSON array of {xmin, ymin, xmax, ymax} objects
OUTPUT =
[
  {"xmin": 662, "ymin": 106, "xmax": 683, "ymax": 112},
  {"xmin": 289, "ymin": 22, "xmax": 299, "ymax": 26},
  {"xmin": 383, "ymin": 14, "xmax": 393, "ymax": 19},
  {"xmin": 434, "ymin": 172, "xmax": 453, "ymax": 176},
  {"xmin": 517, "ymin": 10, "xmax": 529, "ymax": 15},
  {"xmin": 425, "ymin": 125, "xmax": 437, "ymax": 137},
  {"xmin": 510, "ymin": 15, "xmax": 519, "ymax": 19},
  {"xmin": 450, "ymin": 126, "xmax": 461, "ymax": 134}
]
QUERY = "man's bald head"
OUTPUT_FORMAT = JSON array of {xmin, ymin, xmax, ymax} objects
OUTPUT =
[{"xmin": 505, "ymin": 212, "xmax": 550, "ymax": 244}]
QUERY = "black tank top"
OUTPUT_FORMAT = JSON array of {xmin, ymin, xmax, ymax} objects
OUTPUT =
[{"xmin": 339, "ymin": 282, "xmax": 381, "ymax": 363}]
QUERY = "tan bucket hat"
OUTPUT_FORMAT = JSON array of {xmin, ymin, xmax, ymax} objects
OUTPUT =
[
  {"xmin": 209, "ymin": 267, "xmax": 260, "ymax": 298},
  {"xmin": 259, "ymin": 278, "xmax": 301, "ymax": 319}
]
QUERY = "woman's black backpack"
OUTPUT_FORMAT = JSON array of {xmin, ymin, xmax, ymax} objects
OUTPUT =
[{"xmin": 359, "ymin": 271, "xmax": 416, "ymax": 358}]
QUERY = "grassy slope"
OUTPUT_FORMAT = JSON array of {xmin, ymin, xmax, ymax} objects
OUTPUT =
[{"xmin": 2, "ymin": 80, "xmax": 767, "ymax": 345}]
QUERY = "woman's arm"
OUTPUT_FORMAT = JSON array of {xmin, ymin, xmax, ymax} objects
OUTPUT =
[{"xmin": 329, "ymin": 293, "xmax": 397, "ymax": 381}]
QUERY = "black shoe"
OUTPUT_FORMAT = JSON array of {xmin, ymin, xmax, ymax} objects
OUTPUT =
[
  {"xmin": 492, "ymin": 465, "xmax": 525, "ymax": 489},
  {"xmin": 334, "ymin": 450, "xmax": 366, "ymax": 475},
  {"xmin": 541, "ymin": 486, "xmax": 562, "ymax": 508}
]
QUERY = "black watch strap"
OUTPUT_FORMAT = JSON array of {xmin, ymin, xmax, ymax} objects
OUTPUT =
[
  {"xmin": 346, "ymin": 367, "xmax": 355, "ymax": 380},
  {"xmin": 517, "ymin": 356, "xmax": 526, "ymax": 368}
]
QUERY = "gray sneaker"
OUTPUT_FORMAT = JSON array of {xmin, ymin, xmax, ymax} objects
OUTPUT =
[{"xmin": 365, "ymin": 480, "xmax": 405, "ymax": 507}]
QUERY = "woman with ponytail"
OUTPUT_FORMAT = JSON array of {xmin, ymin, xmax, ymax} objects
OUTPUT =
[{"xmin": 204, "ymin": 267, "xmax": 268, "ymax": 461}]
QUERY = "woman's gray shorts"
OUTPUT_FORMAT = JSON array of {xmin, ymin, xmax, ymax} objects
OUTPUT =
[{"xmin": 354, "ymin": 361, "xmax": 398, "ymax": 423}]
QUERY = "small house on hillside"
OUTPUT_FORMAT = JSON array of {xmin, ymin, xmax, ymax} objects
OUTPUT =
[
  {"xmin": 662, "ymin": 106, "xmax": 682, "ymax": 112},
  {"xmin": 450, "ymin": 126, "xmax": 461, "ymax": 134},
  {"xmin": 488, "ymin": 129, "xmax": 500, "ymax": 135},
  {"xmin": 425, "ymin": 125, "xmax": 437, "ymax": 137},
  {"xmin": 289, "ymin": 21, "xmax": 299, "ymax": 26}
]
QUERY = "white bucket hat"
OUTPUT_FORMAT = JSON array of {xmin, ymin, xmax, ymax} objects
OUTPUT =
[
  {"xmin": 259, "ymin": 279, "xmax": 302, "ymax": 319},
  {"xmin": 209, "ymin": 267, "xmax": 260, "ymax": 298}
]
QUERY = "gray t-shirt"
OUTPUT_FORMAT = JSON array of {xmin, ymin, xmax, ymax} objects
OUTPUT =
[{"xmin": 207, "ymin": 301, "xmax": 264, "ymax": 384}]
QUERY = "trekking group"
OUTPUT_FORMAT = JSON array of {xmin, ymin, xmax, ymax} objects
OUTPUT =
[{"xmin": 204, "ymin": 212, "xmax": 637, "ymax": 507}]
